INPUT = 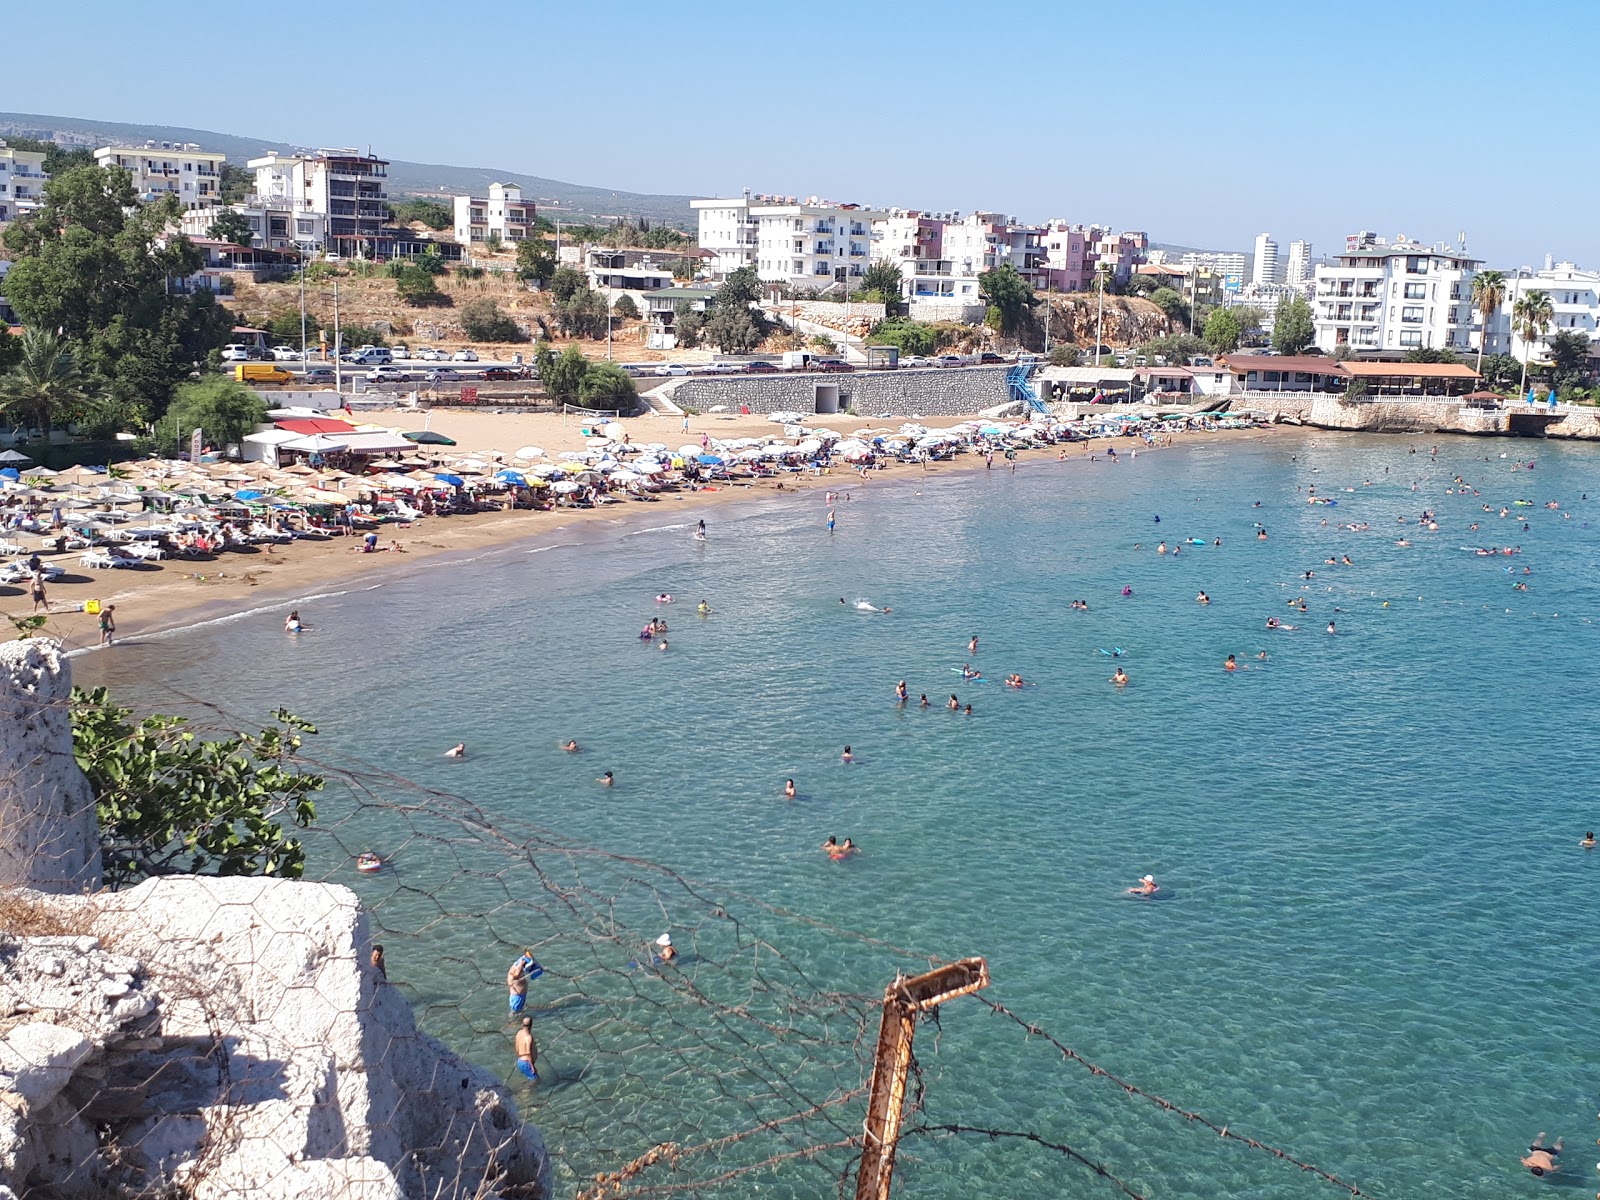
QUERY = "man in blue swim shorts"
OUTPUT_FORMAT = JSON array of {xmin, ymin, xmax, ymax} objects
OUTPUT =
[
  {"xmin": 507, "ymin": 950, "xmax": 540, "ymax": 1014},
  {"xmin": 514, "ymin": 1017, "xmax": 538, "ymax": 1082}
]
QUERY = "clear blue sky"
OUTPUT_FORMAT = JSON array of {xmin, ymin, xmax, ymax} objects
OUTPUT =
[{"xmin": 6, "ymin": 0, "xmax": 1591, "ymax": 269}]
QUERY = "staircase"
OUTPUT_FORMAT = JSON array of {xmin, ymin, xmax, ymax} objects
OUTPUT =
[{"xmin": 1007, "ymin": 364, "xmax": 1049, "ymax": 414}]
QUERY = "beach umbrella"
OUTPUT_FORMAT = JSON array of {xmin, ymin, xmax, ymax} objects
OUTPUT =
[
  {"xmin": 0, "ymin": 468, "xmax": 18, "ymax": 482},
  {"xmin": 696, "ymin": 454, "xmax": 724, "ymax": 466},
  {"xmin": 0, "ymin": 450, "xmax": 32, "ymax": 465},
  {"xmin": 575, "ymin": 470, "xmax": 603, "ymax": 484},
  {"xmin": 495, "ymin": 469, "xmax": 529, "ymax": 486},
  {"xmin": 514, "ymin": 445, "xmax": 546, "ymax": 460},
  {"xmin": 550, "ymin": 480, "xmax": 580, "ymax": 494},
  {"xmin": 433, "ymin": 473, "xmax": 466, "ymax": 487},
  {"xmin": 403, "ymin": 430, "xmax": 457, "ymax": 446},
  {"xmin": 585, "ymin": 437, "xmax": 613, "ymax": 450},
  {"xmin": 609, "ymin": 469, "xmax": 641, "ymax": 484},
  {"xmin": 452, "ymin": 458, "xmax": 489, "ymax": 474}
]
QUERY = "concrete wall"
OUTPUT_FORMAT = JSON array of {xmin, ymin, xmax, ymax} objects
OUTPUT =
[
  {"xmin": 673, "ymin": 366, "xmax": 1012, "ymax": 418},
  {"xmin": 778, "ymin": 299, "xmax": 888, "ymax": 328},
  {"xmin": 1232, "ymin": 390, "xmax": 1600, "ymax": 440},
  {"xmin": 908, "ymin": 299, "xmax": 987, "ymax": 324}
]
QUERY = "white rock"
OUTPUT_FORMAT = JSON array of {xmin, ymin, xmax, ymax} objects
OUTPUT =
[
  {"xmin": 0, "ymin": 640, "xmax": 101, "ymax": 892},
  {"xmin": 0, "ymin": 1023, "xmax": 92, "ymax": 1111}
]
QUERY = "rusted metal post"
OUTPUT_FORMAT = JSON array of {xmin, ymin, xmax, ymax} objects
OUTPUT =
[{"xmin": 855, "ymin": 957, "xmax": 989, "ymax": 1200}]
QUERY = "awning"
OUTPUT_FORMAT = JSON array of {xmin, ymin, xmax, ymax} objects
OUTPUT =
[
  {"xmin": 280, "ymin": 434, "xmax": 350, "ymax": 453},
  {"xmin": 277, "ymin": 418, "xmax": 360, "ymax": 435},
  {"xmin": 337, "ymin": 432, "xmax": 417, "ymax": 455},
  {"xmin": 244, "ymin": 430, "xmax": 306, "ymax": 446}
]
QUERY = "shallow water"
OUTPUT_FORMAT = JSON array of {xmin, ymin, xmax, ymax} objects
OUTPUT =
[{"xmin": 80, "ymin": 433, "xmax": 1600, "ymax": 1198}]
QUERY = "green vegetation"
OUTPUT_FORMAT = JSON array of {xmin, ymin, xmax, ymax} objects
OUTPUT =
[
  {"xmin": 1271, "ymin": 295, "xmax": 1316, "ymax": 355},
  {"xmin": 3, "ymin": 166, "xmax": 234, "ymax": 421},
  {"xmin": 867, "ymin": 318, "xmax": 937, "ymax": 357},
  {"xmin": 1203, "ymin": 308, "xmax": 1244, "ymax": 354},
  {"xmin": 674, "ymin": 302, "xmax": 706, "ymax": 349},
  {"xmin": 1047, "ymin": 344, "xmax": 1081, "ymax": 367},
  {"xmin": 978, "ymin": 264, "xmax": 1034, "ymax": 336},
  {"xmin": 394, "ymin": 264, "xmax": 450, "ymax": 307},
  {"xmin": 579, "ymin": 361, "xmax": 638, "ymax": 409},
  {"xmin": 459, "ymin": 297, "xmax": 525, "ymax": 342},
  {"xmin": 1546, "ymin": 329, "xmax": 1590, "ymax": 393},
  {"xmin": 207, "ymin": 209, "xmax": 255, "ymax": 246},
  {"xmin": 162, "ymin": 376, "xmax": 267, "ymax": 452},
  {"xmin": 549, "ymin": 266, "xmax": 585, "ymax": 302},
  {"xmin": 0, "ymin": 329, "xmax": 104, "ymax": 434},
  {"xmin": 1137, "ymin": 333, "xmax": 1208, "ymax": 366},
  {"xmin": 0, "ymin": 136, "xmax": 94, "ymax": 175},
  {"xmin": 1479, "ymin": 352, "xmax": 1522, "ymax": 391},
  {"xmin": 72, "ymin": 687, "xmax": 322, "ymax": 888},
  {"xmin": 552, "ymin": 287, "xmax": 610, "ymax": 339},
  {"xmin": 338, "ymin": 322, "xmax": 389, "ymax": 350},
  {"xmin": 485, "ymin": 232, "xmax": 504, "ymax": 255},
  {"xmin": 560, "ymin": 219, "xmax": 694, "ymax": 251},
  {"xmin": 1401, "ymin": 347, "xmax": 1460, "ymax": 364},
  {"xmin": 700, "ymin": 268, "xmax": 771, "ymax": 354},
  {"xmin": 516, "ymin": 237, "xmax": 556, "ymax": 285},
  {"xmin": 535, "ymin": 343, "xmax": 638, "ymax": 410},
  {"xmin": 859, "ymin": 260, "xmax": 905, "ymax": 311},
  {"xmin": 266, "ymin": 310, "xmax": 321, "ymax": 345},
  {"xmin": 219, "ymin": 162, "xmax": 253, "ymax": 204},
  {"xmin": 612, "ymin": 293, "xmax": 640, "ymax": 320},
  {"xmin": 1147, "ymin": 287, "xmax": 1190, "ymax": 326},
  {"xmin": 390, "ymin": 197, "xmax": 453, "ymax": 230}
]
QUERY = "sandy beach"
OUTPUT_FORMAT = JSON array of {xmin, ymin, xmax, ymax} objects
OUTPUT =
[{"xmin": 4, "ymin": 406, "xmax": 1283, "ymax": 652}]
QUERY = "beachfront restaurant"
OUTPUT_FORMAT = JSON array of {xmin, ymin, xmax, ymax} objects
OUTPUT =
[
  {"xmin": 1219, "ymin": 355, "xmax": 1350, "ymax": 393},
  {"xmin": 1337, "ymin": 360, "xmax": 1481, "ymax": 397},
  {"xmin": 1039, "ymin": 366, "xmax": 1138, "ymax": 402}
]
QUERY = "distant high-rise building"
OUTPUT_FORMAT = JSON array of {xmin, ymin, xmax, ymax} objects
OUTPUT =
[
  {"xmin": 1286, "ymin": 240, "xmax": 1312, "ymax": 285},
  {"xmin": 1252, "ymin": 233, "xmax": 1280, "ymax": 285}
]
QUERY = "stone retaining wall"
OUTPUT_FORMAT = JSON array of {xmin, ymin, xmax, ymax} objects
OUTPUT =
[
  {"xmin": 673, "ymin": 366, "xmax": 1012, "ymax": 418},
  {"xmin": 1233, "ymin": 391, "xmax": 1600, "ymax": 440}
]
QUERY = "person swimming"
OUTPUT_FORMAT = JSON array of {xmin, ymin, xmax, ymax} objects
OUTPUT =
[
  {"xmin": 561, "ymin": 740, "xmax": 580, "ymax": 752},
  {"xmin": 960, "ymin": 663, "xmax": 982, "ymax": 680},
  {"xmin": 1111, "ymin": 667, "xmax": 1128, "ymax": 686},
  {"xmin": 445, "ymin": 743, "xmax": 466, "ymax": 758},
  {"xmin": 841, "ymin": 745, "xmax": 854, "ymax": 763},
  {"xmin": 919, "ymin": 693, "xmax": 930, "ymax": 707},
  {"xmin": 658, "ymin": 639, "xmax": 669, "ymax": 651},
  {"xmin": 1196, "ymin": 591, "xmax": 1210, "ymax": 604},
  {"xmin": 1121, "ymin": 586, "xmax": 1132, "ymax": 597},
  {"xmin": 895, "ymin": 680, "xmax": 909, "ymax": 702},
  {"xmin": 655, "ymin": 593, "xmax": 673, "ymax": 603},
  {"xmin": 1005, "ymin": 674, "xmax": 1024, "ymax": 688},
  {"xmin": 1521, "ymin": 1133, "xmax": 1563, "ymax": 1177},
  {"xmin": 968, "ymin": 634, "xmax": 979, "ymax": 654},
  {"xmin": 597, "ymin": 771, "xmax": 614, "ymax": 786},
  {"xmin": 1224, "ymin": 654, "xmax": 1237, "ymax": 671},
  {"xmin": 285, "ymin": 610, "xmax": 303, "ymax": 633},
  {"xmin": 697, "ymin": 599, "xmax": 711, "ymax": 614},
  {"xmin": 948, "ymin": 694, "xmax": 960, "ymax": 710},
  {"xmin": 1128, "ymin": 874, "xmax": 1158, "ymax": 896},
  {"xmin": 784, "ymin": 779, "xmax": 796, "ymax": 799},
  {"xmin": 1581, "ymin": 831, "xmax": 1595, "ymax": 848}
]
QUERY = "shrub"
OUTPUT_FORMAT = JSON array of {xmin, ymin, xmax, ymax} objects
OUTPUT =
[{"xmin": 460, "ymin": 298, "xmax": 524, "ymax": 343}]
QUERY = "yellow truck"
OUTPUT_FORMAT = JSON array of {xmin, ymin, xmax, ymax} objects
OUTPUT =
[{"xmin": 234, "ymin": 364, "xmax": 296, "ymax": 385}]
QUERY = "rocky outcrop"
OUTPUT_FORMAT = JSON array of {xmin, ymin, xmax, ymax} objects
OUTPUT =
[
  {"xmin": 1040, "ymin": 294, "xmax": 1172, "ymax": 348},
  {"xmin": 0, "ymin": 640, "xmax": 101, "ymax": 893},
  {"xmin": 0, "ymin": 878, "xmax": 549, "ymax": 1200}
]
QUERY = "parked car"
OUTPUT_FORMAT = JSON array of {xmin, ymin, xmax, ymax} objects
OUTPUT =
[
  {"xmin": 813, "ymin": 358, "xmax": 854, "ymax": 373},
  {"xmin": 902, "ymin": 356, "xmax": 932, "ymax": 368},
  {"xmin": 220, "ymin": 344, "xmax": 251, "ymax": 362},
  {"xmin": 935, "ymin": 355, "xmax": 964, "ymax": 368},
  {"xmin": 234, "ymin": 364, "xmax": 295, "ymax": 385},
  {"xmin": 343, "ymin": 348, "xmax": 392, "ymax": 366},
  {"xmin": 702, "ymin": 362, "xmax": 740, "ymax": 375},
  {"xmin": 481, "ymin": 366, "xmax": 526, "ymax": 381},
  {"xmin": 426, "ymin": 368, "xmax": 465, "ymax": 382},
  {"xmin": 743, "ymin": 361, "xmax": 778, "ymax": 374},
  {"xmin": 978, "ymin": 352, "xmax": 1005, "ymax": 364},
  {"xmin": 366, "ymin": 367, "xmax": 411, "ymax": 384},
  {"xmin": 303, "ymin": 367, "xmax": 335, "ymax": 384},
  {"xmin": 271, "ymin": 345, "xmax": 301, "ymax": 361},
  {"xmin": 415, "ymin": 347, "xmax": 443, "ymax": 361},
  {"xmin": 391, "ymin": 344, "xmax": 410, "ymax": 359},
  {"xmin": 451, "ymin": 349, "xmax": 479, "ymax": 362},
  {"xmin": 653, "ymin": 364, "xmax": 691, "ymax": 377}
]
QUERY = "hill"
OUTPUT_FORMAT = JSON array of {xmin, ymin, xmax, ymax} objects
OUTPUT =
[{"xmin": 0, "ymin": 111, "xmax": 697, "ymax": 227}]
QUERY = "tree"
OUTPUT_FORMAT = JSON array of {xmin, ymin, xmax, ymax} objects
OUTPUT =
[
  {"xmin": 612, "ymin": 293, "xmax": 640, "ymax": 320},
  {"xmin": 1271, "ymin": 296, "xmax": 1315, "ymax": 355},
  {"xmin": 1546, "ymin": 329, "xmax": 1590, "ymax": 392},
  {"xmin": 868, "ymin": 318, "xmax": 936, "ymax": 357},
  {"xmin": 553, "ymin": 287, "xmax": 610, "ymax": 339},
  {"xmin": 1127, "ymin": 273, "xmax": 1162, "ymax": 296},
  {"xmin": 859, "ymin": 260, "xmax": 905, "ymax": 307},
  {"xmin": 0, "ymin": 328, "xmax": 102, "ymax": 434},
  {"xmin": 516, "ymin": 238, "xmax": 556, "ymax": 285},
  {"xmin": 549, "ymin": 266, "xmax": 585, "ymax": 302},
  {"xmin": 1479, "ymin": 352, "xmax": 1522, "ymax": 391},
  {"xmin": 395, "ymin": 264, "xmax": 449, "ymax": 307},
  {"xmin": 1138, "ymin": 333, "xmax": 1208, "ymax": 366},
  {"xmin": 164, "ymin": 376, "xmax": 267, "ymax": 450},
  {"xmin": 1, "ymin": 165, "xmax": 233, "ymax": 419},
  {"xmin": 578, "ymin": 361, "xmax": 638, "ymax": 410},
  {"xmin": 1203, "ymin": 308, "xmax": 1244, "ymax": 354},
  {"xmin": 715, "ymin": 266, "xmax": 762, "ymax": 310},
  {"xmin": 267, "ymin": 310, "xmax": 320, "ymax": 344},
  {"xmin": 704, "ymin": 305, "xmax": 764, "ymax": 354},
  {"xmin": 544, "ymin": 344, "xmax": 589, "ymax": 402},
  {"xmin": 459, "ymin": 298, "xmax": 524, "ymax": 342},
  {"xmin": 532, "ymin": 340, "xmax": 557, "ymax": 383},
  {"xmin": 978, "ymin": 264, "xmax": 1034, "ymax": 335},
  {"xmin": 1470, "ymin": 269, "xmax": 1506, "ymax": 376},
  {"xmin": 674, "ymin": 302, "xmax": 705, "ymax": 348},
  {"xmin": 1147, "ymin": 287, "xmax": 1189, "ymax": 325},
  {"xmin": 1513, "ymin": 289, "xmax": 1554, "ymax": 398},
  {"xmin": 485, "ymin": 232, "xmax": 503, "ymax": 255},
  {"xmin": 206, "ymin": 209, "xmax": 255, "ymax": 247},
  {"xmin": 72, "ymin": 687, "xmax": 322, "ymax": 888},
  {"xmin": 1047, "ymin": 344, "xmax": 1081, "ymax": 367},
  {"xmin": 218, "ymin": 163, "xmax": 254, "ymax": 204},
  {"xmin": 389, "ymin": 198, "xmax": 453, "ymax": 230},
  {"xmin": 0, "ymin": 136, "xmax": 94, "ymax": 176}
]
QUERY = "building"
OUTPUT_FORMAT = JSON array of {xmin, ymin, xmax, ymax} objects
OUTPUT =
[
  {"xmin": 1252, "ymin": 233, "xmax": 1280, "ymax": 285},
  {"xmin": 867, "ymin": 209, "xmax": 982, "ymax": 318},
  {"xmin": 247, "ymin": 150, "xmax": 390, "ymax": 259},
  {"xmin": 751, "ymin": 196, "xmax": 887, "ymax": 290},
  {"xmin": 1480, "ymin": 263, "xmax": 1600, "ymax": 360},
  {"xmin": 1220, "ymin": 354, "xmax": 1350, "ymax": 393},
  {"xmin": 179, "ymin": 202, "xmax": 327, "ymax": 254},
  {"xmin": 0, "ymin": 141, "xmax": 47, "ymax": 223},
  {"xmin": 691, "ymin": 195, "xmax": 760, "ymax": 276},
  {"xmin": 941, "ymin": 212, "xmax": 1045, "ymax": 287},
  {"xmin": 94, "ymin": 142, "xmax": 224, "ymax": 210},
  {"xmin": 452, "ymin": 183, "xmax": 536, "ymax": 246},
  {"xmin": 585, "ymin": 248, "xmax": 675, "ymax": 295},
  {"xmin": 1312, "ymin": 232, "xmax": 1481, "ymax": 353},
  {"xmin": 1286, "ymin": 240, "xmax": 1312, "ymax": 286},
  {"xmin": 1173, "ymin": 250, "xmax": 1248, "ymax": 289}
]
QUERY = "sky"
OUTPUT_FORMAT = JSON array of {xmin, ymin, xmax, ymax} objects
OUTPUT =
[{"xmin": 6, "ymin": 0, "xmax": 1594, "ymax": 270}]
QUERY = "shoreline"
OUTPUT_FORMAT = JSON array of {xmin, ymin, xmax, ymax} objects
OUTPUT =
[{"xmin": 13, "ymin": 412, "xmax": 1295, "ymax": 654}]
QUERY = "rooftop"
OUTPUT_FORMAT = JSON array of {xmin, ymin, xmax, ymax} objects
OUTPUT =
[
  {"xmin": 1220, "ymin": 355, "xmax": 1349, "ymax": 375},
  {"xmin": 1340, "ymin": 361, "xmax": 1479, "ymax": 380}
]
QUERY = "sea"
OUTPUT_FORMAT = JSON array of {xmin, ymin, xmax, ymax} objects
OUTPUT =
[{"xmin": 77, "ymin": 431, "xmax": 1600, "ymax": 1200}]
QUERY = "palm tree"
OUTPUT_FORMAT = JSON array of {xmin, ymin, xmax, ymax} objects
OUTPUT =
[
  {"xmin": 1470, "ymin": 270, "xmax": 1506, "ymax": 376},
  {"xmin": 1512, "ymin": 290, "xmax": 1554, "ymax": 400},
  {"xmin": 0, "ymin": 329, "xmax": 100, "ymax": 436}
]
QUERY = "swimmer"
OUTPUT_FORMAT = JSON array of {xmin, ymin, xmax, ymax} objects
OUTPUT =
[
  {"xmin": 1110, "ymin": 667, "xmax": 1128, "ymax": 686},
  {"xmin": 285, "ymin": 609, "xmax": 303, "ymax": 633},
  {"xmin": 1256, "ymin": 650, "xmax": 1268, "ymax": 661},
  {"xmin": 1326, "ymin": 621, "xmax": 1336, "ymax": 634},
  {"xmin": 1521, "ymin": 1133, "xmax": 1562, "ymax": 1177},
  {"xmin": 1582, "ymin": 831, "xmax": 1595, "ymax": 848},
  {"xmin": 963, "ymin": 703, "xmax": 973, "ymax": 715},
  {"xmin": 1121, "ymin": 586, "xmax": 1132, "ymax": 597},
  {"xmin": 784, "ymin": 779, "xmax": 796, "ymax": 799},
  {"xmin": 1256, "ymin": 528, "xmax": 1267, "ymax": 540},
  {"xmin": 597, "ymin": 771, "xmax": 614, "ymax": 787},
  {"xmin": 841, "ymin": 745, "xmax": 854, "ymax": 763},
  {"xmin": 1128, "ymin": 874, "xmax": 1159, "ymax": 896},
  {"xmin": 830, "ymin": 837, "xmax": 858, "ymax": 860},
  {"xmin": 1005, "ymin": 674, "xmax": 1024, "ymax": 688},
  {"xmin": 561, "ymin": 740, "xmax": 580, "ymax": 753},
  {"xmin": 1157, "ymin": 541, "xmax": 1167, "ymax": 554},
  {"xmin": 961, "ymin": 663, "xmax": 981, "ymax": 680},
  {"xmin": 1342, "ymin": 555, "xmax": 1352, "ymax": 565},
  {"xmin": 968, "ymin": 634, "xmax": 979, "ymax": 654},
  {"xmin": 658, "ymin": 639, "xmax": 669, "ymax": 651},
  {"xmin": 697, "ymin": 599, "xmax": 711, "ymax": 615},
  {"xmin": 1196, "ymin": 591, "xmax": 1210, "ymax": 604},
  {"xmin": 919, "ymin": 694, "xmax": 930, "ymax": 708},
  {"xmin": 655, "ymin": 593, "xmax": 673, "ymax": 603},
  {"xmin": 656, "ymin": 932, "xmax": 676, "ymax": 961},
  {"xmin": 948, "ymin": 694, "xmax": 960, "ymax": 710},
  {"xmin": 445, "ymin": 743, "xmax": 466, "ymax": 758},
  {"xmin": 895, "ymin": 680, "xmax": 909, "ymax": 702},
  {"xmin": 1224, "ymin": 654, "xmax": 1237, "ymax": 671}
]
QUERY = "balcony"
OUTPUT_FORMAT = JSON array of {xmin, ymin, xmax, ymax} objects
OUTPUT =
[{"xmin": 814, "ymin": 241, "xmax": 834, "ymax": 255}]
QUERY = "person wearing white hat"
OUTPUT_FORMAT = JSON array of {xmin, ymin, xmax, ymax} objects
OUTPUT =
[
  {"xmin": 656, "ymin": 933, "xmax": 676, "ymax": 962},
  {"xmin": 1128, "ymin": 874, "xmax": 1159, "ymax": 896}
]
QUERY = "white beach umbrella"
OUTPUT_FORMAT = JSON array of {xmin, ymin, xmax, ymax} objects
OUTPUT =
[
  {"xmin": 551, "ymin": 480, "xmax": 581, "ymax": 494},
  {"xmin": 514, "ymin": 445, "xmax": 546, "ymax": 460},
  {"xmin": 677, "ymin": 444, "xmax": 703, "ymax": 457},
  {"xmin": 609, "ymin": 469, "xmax": 641, "ymax": 484},
  {"xmin": 794, "ymin": 438, "xmax": 823, "ymax": 455}
]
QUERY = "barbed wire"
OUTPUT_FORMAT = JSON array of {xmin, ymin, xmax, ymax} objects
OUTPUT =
[{"xmin": 904, "ymin": 1123, "xmax": 1148, "ymax": 1200}]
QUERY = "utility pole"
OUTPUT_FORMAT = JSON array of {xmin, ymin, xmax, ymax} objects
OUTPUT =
[
  {"xmin": 855, "ymin": 958, "xmax": 989, "ymax": 1200},
  {"xmin": 333, "ymin": 281, "xmax": 342, "ymax": 394},
  {"xmin": 299, "ymin": 251, "xmax": 309, "ymax": 369},
  {"xmin": 1093, "ymin": 267, "xmax": 1107, "ymax": 367}
]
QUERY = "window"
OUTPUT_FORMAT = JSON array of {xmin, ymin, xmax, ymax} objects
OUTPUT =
[
  {"xmin": 1404, "ymin": 282, "xmax": 1426, "ymax": 299},
  {"xmin": 1399, "ymin": 330, "xmax": 1422, "ymax": 347},
  {"xmin": 1402, "ymin": 307, "xmax": 1423, "ymax": 323}
]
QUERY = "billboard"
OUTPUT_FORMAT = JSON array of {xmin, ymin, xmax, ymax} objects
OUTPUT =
[{"xmin": 1223, "ymin": 275, "xmax": 1242, "ymax": 292}]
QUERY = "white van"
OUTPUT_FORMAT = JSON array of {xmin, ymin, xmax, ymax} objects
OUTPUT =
[{"xmin": 344, "ymin": 347, "xmax": 393, "ymax": 366}]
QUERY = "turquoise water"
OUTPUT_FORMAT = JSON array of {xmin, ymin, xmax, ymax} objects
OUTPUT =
[{"xmin": 79, "ymin": 433, "xmax": 1600, "ymax": 1199}]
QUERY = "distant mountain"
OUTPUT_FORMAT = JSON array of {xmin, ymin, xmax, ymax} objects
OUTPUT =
[{"xmin": 0, "ymin": 111, "xmax": 697, "ymax": 227}]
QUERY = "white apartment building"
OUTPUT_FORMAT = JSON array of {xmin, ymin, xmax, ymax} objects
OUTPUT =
[
  {"xmin": 1252, "ymin": 233, "xmax": 1280, "ymax": 285},
  {"xmin": 94, "ymin": 142, "xmax": 224, "ymax": 210},
  {"xmin": 0, "ymin": 141, "xmax": 47, "ymax": 223},
  {"xmin": 1175, "ymin": 250, "xmax": 1248, "ymax": 284},
  {"xmin": 247, "ymin": 150, "xmax": 390, "ymax": 258},
  {"xmin": 1480, "ymin": 263, "xmax": 1600, "ymax": 359},
  {"xmin": 941, "ymin": 212, "xmax": 1045, "ymax": 286},
  {"xmin": 1286, "ymin": 240, "xmax": 1312, "ymax": 286},
  {"xmin": 1312, "ymin": 234, "xmax": 1480, "ymax": 353},
  {"xmin": 752, "ymin": 197, "xmax": 886, "ymax": 290},
  {"xmin": 453, "ymin": 183, "xmax": 536, "ymax": 245},
  {"xmin": 692, "ymin": 195, "xmax": 759, "ymax": 275}
]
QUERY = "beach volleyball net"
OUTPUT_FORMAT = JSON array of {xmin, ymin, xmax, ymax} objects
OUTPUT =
[{"xmin": 0, "ymin": 681, "xmax": 1370, "ymax": 1200}]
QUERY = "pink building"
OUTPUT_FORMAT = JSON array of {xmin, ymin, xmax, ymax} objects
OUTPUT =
[{"xmin": 1040, "ymin": 222, "xmax": 1149, "ymax": 291}]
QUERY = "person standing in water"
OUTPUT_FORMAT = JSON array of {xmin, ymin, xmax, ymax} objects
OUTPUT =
[
  {"xmin": 827, "ymin": 509, "xmax": 836, "ymax": 532},
  {"xmin": 895, "ymin": 680, "xmax": 908, "ymax": 702},
  {"xmin": 513, "ymin": 1017, "xmax": 539, "ymax": 1082},
  {"xmin": 968, "ymin": 634, "xmax": 979, "ymax": 655}
]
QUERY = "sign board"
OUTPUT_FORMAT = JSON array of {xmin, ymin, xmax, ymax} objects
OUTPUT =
[
  {"xmin": 189, "ymin": 429, "xmax": 203, "ymax": 464},
  {"xmin": 1223, "ymin": 275, "xmax": 1242, "ymax": 292},
  {"xmin": 460, "ymin": 386, "xmax": 479, "ymax": 404}
]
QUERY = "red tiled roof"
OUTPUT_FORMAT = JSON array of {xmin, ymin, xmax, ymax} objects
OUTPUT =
[{"xmin": 1340, "ymin": 361, "xmax": 1479, "ymax": 379}]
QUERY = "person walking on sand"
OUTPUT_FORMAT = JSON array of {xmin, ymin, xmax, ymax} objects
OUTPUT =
[
  {"xmin": 98, "ymin": 604, "xmax": 116, "ymax": 646},
  {"xmin": 30, "ymin": 573, "xmax": 47, "ymax": 614},
  {"xmin": 514, "ymin": 1017, "xmax": 539, "ymax": 1082}
]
